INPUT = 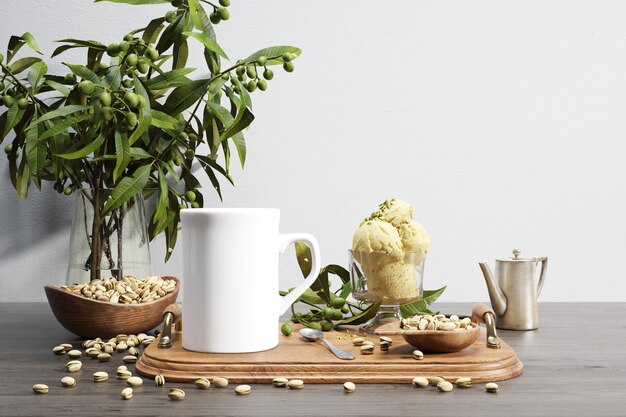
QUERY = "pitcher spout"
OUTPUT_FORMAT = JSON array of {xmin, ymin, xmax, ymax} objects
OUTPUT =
[{"xmin": 479, "ymin": 262, "xmax": 507, "ymax": 316}]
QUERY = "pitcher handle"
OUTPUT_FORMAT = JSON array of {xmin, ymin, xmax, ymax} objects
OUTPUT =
[
  {"xmin": 278, "ymin": 233, "xmax": 322, "ymax": 316},
  {"xmin": 536, "ymin": 257, "xmax": 548, "ymax": 297}
]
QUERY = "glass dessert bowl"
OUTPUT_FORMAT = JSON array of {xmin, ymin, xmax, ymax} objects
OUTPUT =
[{"xmin": 349, "ymin": 249, "xmax": 426, "ymax": 333}]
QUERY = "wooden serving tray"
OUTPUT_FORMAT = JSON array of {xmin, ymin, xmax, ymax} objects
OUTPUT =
[{"xmin": 136, "ymin": 326, "xmax": 523, "ymax": 383}]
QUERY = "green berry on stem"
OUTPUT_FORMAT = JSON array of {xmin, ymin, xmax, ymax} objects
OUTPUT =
[
  {"xmin": 320, "ymin": 319, "xmax": 333, "ymax": 332},
  {"xmin": 257, "ymin": 79, "xmax": 267, "ymax": 91},
  {"xmin": 98, "ymin": 92, "xmax": 112, "ymax": 106},
  {"xmin": 126, "ymin": 53, "xmax": 139, "ymax": 66},
  {"xmin": 4, "ymin": 144, "xmax": 12, "ymax": 154},
  {"xmin": 257, "ymin": 56, "xmax": 267, "ymax": 66},
  {"xmin": 3, "ymin": 96, "xmax": 14, "ymax": 107},
  {"xmin": 6, "ymin": 88, "xmax": 16, "ymax": 97},
  {"xmin": 106, "ymin": 43, "xmax": 120, "ymax": 57},
  {"xmin": 125, "ymin": 112, "xmax": 138, "ymax": 128},
  {"xmin": 282, "ymin": 52, "xmax": 293, "ymax": 62},
  {"xmin": 137, "ymin": 95, "xmax": 146, "ymax": 109},
  {"xmin": 165, "ymin": 11, "xmax": 177, "ymax": 23},
  {"xmin": 17, "ymin": 98, "xmax": 28, "ymax": 110},
  {"xmin": 217, "ymin": 7, "xmax": 230, "ymax": 20},
  {"xmin": 184, "ymin": 149, "xmax": 194, "ymax": 159},
  {"xmin": 119, "ymin": 41, "xmax": 130, "ymax": 52},
  {"xmin": 283, "ymin": 61, "xmax": 295, "ymax": 72},
  {"xmin": 341, "ymin": 305, "xmax": 349, "ymax": 314},
  {"xmin": 124, "ymin": 92, "xmax": 140, "ymax": 108},
  {"xmin": 246, "ymin": 66, "xmax": 256, "ymax": 78},
  {"xmin": 184, "ymin": 190, "xmax": 196, "ymax": 202},
  {"xmin": 63, "ymin": 187, "xmax": 73, "ymax": 196},
  {"xmin": 123, "ymin": 34, "xmax": 134, "ymax": 42},
  {"xmin": 122, "ymin": 79, "xmax": 134, "ymax": 88},
  {"xmin": 235, "ymin": 66, "xmax": 245, "ymax": 76},
  {"xmin": 188, "ymin": 133, "xmax": 198, "ymax": 142},
  {"xmin": 246, "ymin": 80, "xmax": 257, "ymax": 92},
  {"xmin": 78, "ymin": 80, "xmax": 95, "ymax": 95},
  {"xmin": 330, "ymin": 297, "xmax": 346, "ymax": 309},
  {"xmin": 210, "ymin": 12, "xmax": 221, "ymax": 24},
  {"xmin": 191, "ymin": 201, "xmax": 200, "ymax": 208},
  {"xmin": 101, "ymin": 107, "xmax": 114, "ymax": 121},
  {"xmin": 263, "ymin": 68, "xmax": 274, "ymax": 80},
  {"xmin": 171, "ymin": 0, "xmax": 183, "ymax": 7},
  {"xmin": 0, "ymin": 53, "xmax": 3, "ymax": 64},
  {"xmin": 146, "ymin": 47, "xmax": 159, "ymax": 61},
  {"xmin": 308, "ymin": 322, "xmax": 322, "ymax": 331},
  {"xmin": 219, "ymin": 0, "xmax": 230, "ymax": 6}
]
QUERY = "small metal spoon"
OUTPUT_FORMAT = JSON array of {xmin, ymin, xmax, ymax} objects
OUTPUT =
[{"xmin": 299, "ymin": 328, "xmax": 355, "ymax": 360}]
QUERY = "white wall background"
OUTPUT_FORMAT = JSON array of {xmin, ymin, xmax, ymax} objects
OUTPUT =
[{"xmin": 1, "ymin": 0, "xmax": 625, "ymax": 302}]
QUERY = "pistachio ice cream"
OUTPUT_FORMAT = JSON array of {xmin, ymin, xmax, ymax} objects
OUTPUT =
[{"xmin": 352, "ymin": 199, "xmax": 430, "ymax": 301}]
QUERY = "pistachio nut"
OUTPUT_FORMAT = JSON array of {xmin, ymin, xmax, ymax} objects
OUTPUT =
[
  {"xmin": 121, "ymin": 387, "xmax": 134, "ymax": 400},
  {"xmin": 97, "ymin": 353, "xmax": 112, "ymax": 362},
  {"xmin": 86, "ymin": 348, "xmax": 100, "ymax": 359},
  {"xmin": 52, "ymin": 345, "xmax": 66, "ymax": 355},
  {"xmin": 116, "ymin": 341, "xmax": 128, "ymax": 352},
  {"xmin": 213, "ymin": 377, "xmax": 229, "ymax": 388},
  {"xmin": 168, "ymin": 388, "xmax": 185, "ymax": 401},
  {"xmin": 429, "ymin": 376, "xmax": 445, "ymax": 386},
  {"xmin": 117, "ymin": 369, "xmax": 132, "ymax": 380},
  {"xmin": 437, "ymin": 380, "xmax": 454, "ymax": 392},
  {"xmin": 272, "ymin": 377, "xmax": 289, "ymax": 387},
  {"xmin": 104, "ymin": 344, "xmax": 114, "ymax": 354},
  {"xmin": 93, "ymin": 371, "xmax": 109, "ymax": 382},
  {"xmin": 60, "ymin": 376, "xmax": 76, "ymax": 387},
  {"xmin": 117, "ymin": 365, "xmax": 128, "ymax": 372},
  {"xmin": 123, "ymin": 355, "xmax": 138, "ymax": 364},
  {"xmin": 352, "ymin": 337, "xmax": 365, "ymax": 346},
  {"xmin": 411, "ymin": 377, "xmax": 429, "ymax": 388},
  {"xmin": 450, "ymin": 315, "xmax": 460, "ymax": 322},
  {"xmin": 485, "ymin": 382, "xmax": 499, "ymax": 393},
  {"xmin": 361, "ymin": 340, "xmax": 375, "ymax": 347},
  {"xmin": 32, "ymin": 384, "xmax": 49, "ymax": 394},
  {"xmin": 116, "ymin": 334, "xmax": 129, "ymax": 342},
  {"xmin": 235, "ymin": 384, "xmax": 251, "ymax": 395},
  {"xmin": 155, "ymin": 374, "xmax": 166, "ymax": 386},
  {"xmin": 82, "ymin": 340, "xmax": 93, "ymax": 349},
  {"xmin": 127, "ymin": 376, "xmax": 143, "ymax": 387},
  {"xmin": 61, "ymin": 343, "xmax": 73, "ymax": 350},
  {"xmin": 379, "ymin": 336, "xmax": 393, "ymax": 345},
  {"xmin": 412, "ymin": 350, "xmax": 424, "ymax": 360},
  {"xmin": 287, "ymin": 379, "xmax": 304, "ymax": 389},
  {"xmin": 194, "ymin": 378, "xmax": 211, "ymax": 389},
  {"xmin": 128, "ymin": 346, "xmax": 139, "ymax": 356},
  {"xmin": 379, "ymin": 341, "xmax": 390, "ymax": 351},
  {"xmin": 360, "ymin": 345, "xmax": 374, "ymax": 355},
  {"xmin": 343, "ymin": 381, "xmax": 356, "ymax": 393},
  {"xmin": 456, "ymin": 377, "xmax": 472, "ymax": 388},
  {"xmin": 440, "ymin": 322, "xmax": 457, "ymax": 331},
  {"xmin": 66, "ymin": 360, "xmax": 82, "ymax": 373}
]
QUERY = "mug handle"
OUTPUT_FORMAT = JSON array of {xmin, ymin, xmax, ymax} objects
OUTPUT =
[
  {"xmin": 536, "ymin": 257, "xmax": 548, "ymax": 297},
  {"xmin": 277, "ymin": 233, "xmax": 322, "ymax": 316}
]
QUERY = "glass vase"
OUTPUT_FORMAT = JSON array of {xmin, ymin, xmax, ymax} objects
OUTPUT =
[
  {"xmin": 349, "ymin": 249, "xmax": 426, "ymax": 333},
  {"xmin": 66, "ymin": 189, "xmax": 151, "ymax": 285}
]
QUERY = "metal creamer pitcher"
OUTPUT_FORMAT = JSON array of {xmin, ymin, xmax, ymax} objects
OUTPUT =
[{"xmin": 479, "ymin": 249, "xmax": 547, "ymax": 330}]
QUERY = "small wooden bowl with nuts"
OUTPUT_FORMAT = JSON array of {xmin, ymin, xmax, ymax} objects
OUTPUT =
[{"xmin": 45, "ymin": 276, "xmax": 180, "ymax": 338}]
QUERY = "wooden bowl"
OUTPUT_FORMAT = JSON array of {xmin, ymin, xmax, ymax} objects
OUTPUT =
[
  {"xmin": 44, "ymin": 276, "xmax": 180, "ymax": 338},
  {"xmin": 375, "ymin": 321, "xmax": 480, "ymax": 353}
]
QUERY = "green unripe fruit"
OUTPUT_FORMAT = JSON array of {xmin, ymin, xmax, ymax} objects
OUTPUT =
[
  {"xmin": 184, "ymin": 149, "xmax": 194, "ymax": 159},
  {"xmin": 257, "ymin": 79, "xmax": 267, "ymax": 91},
  {"xmin": 246, "ymin": 80, "xmax": 257, "ymax": 92},
  {"xmin": 179, "ymin": 203, "xmax": 186, "ymax": 210},
  {"xmin": 246, "ymin": 66, "xmax": 256, "ymax": 78},
  {"xmin": 106, "ymin": 43, "xmax": 120, "ymax": 57},
  {"xmin": 219, "ymin": 0, "xmax": 230, "ymax": 6},
  {"xmin": 124, "ymin": 92, "xmax": 140, "ymax": 108},
  {"xmin": 101, "ymin": 107, "xmax": 114, "ymax": 121},
  {"xmin": 126, "ymin": 53, "xmax": 139, "ymax": 66},
  {"xmin": 235, "ymin": 66, "xmax": 245, "ymax": 76},
  {"xmin": 210, "ymin": 12, "xmax": 220, "ymax": 24},
  {"xmin": 282, "ymin": 52, "xmax": 293, "ymax": 62},
  {"xmin": 191, "ymin": 201, "xmax": 200, "ymax": 208},
  {"xmin": 98, "ymin": 92, "xmax": 112, "ymax": 106},
  {"xmin": 122, "ymin": 79, "xmax": 134, "ymax": 88},
  {"xmin": 257, "ymin": 56, "xmax": 267, "ymax": 66},
  {"xmin": 4, "ymin": 144, "xmax": 12, "ymax": 154},
  {"xmin": 320, "ymin": 319, "xmax": 333, "ymax": 332},
  {"xmin": 263, "ymin": 68, "xmax": 274, "ymax": 80},
  {"xmin": 0, "ymin": 96, "xmax": 3, "ymax": 106},
  {"xmin": 0, "ymin": 81, "xmax": 5, "ymax": 91},
  {"xmin": 64, "ymin": 73, "xmax": 77, "ymax": 84},
  {"xmin": 119, "ymin": 41, "xmax": 130, "ymax": 52},
  {"xmin": 95, "ymin": 63, "xmax": 108, "ymax": 74},
  {"xmin": 283, "ymin": 61, "xmax": 295, "ymax": 72},
  {"xmin": 165, "ymin": 11, "xmax": 177, "ymax": 23},
  {"xmin": 237, "ymin": 73, "xmax": 246, "ymax": 82},
  {"xmin": 63, "ymin": 187, "xmax": 73, "ymax": 196},
  {"xmin": 323, "ymin": 307, "xmax": 335, "ymax": 320},
  {"xmin": 3, "ymin": 96, "xmax": 14, "ymax": 107},
  {"xmin": 0, "ymin": 53, "xmax": 3, "ymax": 64},
  {"xmin": 146, "ymin": 47, "xmax": 159, "ymax": 61},
  {"xmin": 330, "ymin": 297, "xmax": 346, "ymax": 309},
  {"xmin": 138, "ymin": 62, "xmax": 150, "ymax": 74},
  {"xmin": 341, "ymin": 305, "xmax": 349, "ymax": 314},
  {"xmin": 78, "ymin": 80, "xmax": 95, "ymax": 95},
  {"xmin": 171, "ymin": 0, "xmax": 183, "ymax": 6},
  {"xmin": 184, "ymin": 190, "xmax": 196, "ymax": 202},
  {"xmin": 217, "ymin": 7, "xmax": 230, "ymax": 20},
  {"xmin": 173, "ymin": 156, "xmax": 182, "ymax": 166},
  {"xmin": 137, "ymin": 38, "xmax": 146, "ymax": 46},
  {"xmin": 6, "ymin": 88, "xmax": 16, "ymax": 97},
  {"xmin": 179, "ymin": 132, "xmax": 188, "ymax": 140},
  {"xmin": 125, "ymin": 112, "xmax": 138, "ymax": 128},
  {"xmin": 280, "ymin": 322, "xmax": 292, "ymax": 336},
  {"xmin": 17, "ymin": 98, "xmax": 28, "ymax": 110},
  {"xmin": 124, "ymin": 34, "xmax": 134, "ymax": 42},
  {"xmin": 308, "ymin": 322, "xmax": 322, "ymax": 331},
  {"xmin": 188, "ymin": 133, "xmax": 198, "ymax": 142},
  {"xmin": 332, "ymin": 309, "xmax": 344, "ymax": 320},
  {"xmin": 137, "ymin": 95, "xmax": 147, "ymax": 109}
]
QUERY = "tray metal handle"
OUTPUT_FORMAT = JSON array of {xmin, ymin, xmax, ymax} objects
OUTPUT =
[
  {"xmin": 471, "ymin": 303, "xmax": 501, "ymax": 349},
  {"xmin": 158, "ymin": 303, "xmax": 182, "ymax": 349}
]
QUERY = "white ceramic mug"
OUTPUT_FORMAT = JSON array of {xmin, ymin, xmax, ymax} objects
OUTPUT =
[{"xmin": 180, "ymin": 208, "xmax": 321, "ymax": 353}]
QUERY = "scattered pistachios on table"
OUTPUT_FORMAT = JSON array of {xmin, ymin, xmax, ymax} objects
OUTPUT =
[{"xmin": 61, "ymin": 275, "xmax": 176, "ymax": 304}]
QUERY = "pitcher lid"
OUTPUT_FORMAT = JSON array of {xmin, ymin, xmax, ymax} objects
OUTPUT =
[{"xmin": 496, "ymin": 248, "xmax": 535, "ymax": 262}]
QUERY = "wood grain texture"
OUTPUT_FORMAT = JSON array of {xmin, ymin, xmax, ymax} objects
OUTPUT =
[
  {"xmin": 135, "ymin": 324, "xmax": 521, "ymax": 383},
  {"xmin": 1, "ymin": 303, "xmax": 625, "ymax": 417},
  {"xmin": 44, "ymin": 276, "xmax": 179, "ymax": 338}
]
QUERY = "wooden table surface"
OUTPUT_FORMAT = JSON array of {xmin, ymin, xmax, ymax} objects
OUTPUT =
[{"xmin": 1, "ymin": 302, "xmax": 624, "ymax": 416}]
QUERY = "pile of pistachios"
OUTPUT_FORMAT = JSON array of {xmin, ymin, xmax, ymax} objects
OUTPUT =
[
  {"xmin": 401, "ymin": 314, "xmax": 474, "ymax": 331},
  {"xmin": 62, "ymin": 275, "xmax": 176, "ymax": 304}
]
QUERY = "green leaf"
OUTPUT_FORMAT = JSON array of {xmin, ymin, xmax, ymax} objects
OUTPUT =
[
  {"xmin": 21, "ymin": 32, "xmax": 42, "ymax": 54},
  {"xmin": 336, "ymin": 303, "xmax": 381, "ymax": 326},
  {"xmin": 129, "ymin": 111, "xmax": 152, "ymax": 145},
  {"xmin": 16, "ymin": 154, "xmax": 31, "ymax": 200},
  {"xmin": 6, "ymin": 35, "xmax": 25, "ymax": 63},
  {"xmin": 113, "ymin": 130, "xmax": 131, "ymax": 182},
  {"xmin": 295, "ymin": 241, "xmax": 312, "ymax": 277},
  {"xmin": 130, "ymin": 147, "xmax": 152, "ymax": 159},
  {"xmin": 2, "ymin": 106, "xmax": 25, "ymax": 139},
  {"xmin": 196, "ymin": 155, "xmax": 234, "ymax": 185},
  {"xmin": 63, "ymin": 63, "xmax": 100, "ymax": 84},
  {"xmin": 156, "ymin": 14, "xmax": 184, "ymax": 53},
  {"xmin": 27, "ymin": 61, "xmax": 48, "ymax": 90},
  {"xmin": 231, "ymin": 132, "xmax": 246, "ymax": 169},
  {"xmin": 31, "ymin": 105, "xmax": 90, "ymax": 125},
  {"xmin": 38, "ymin": 115, "xmax": 89, "ymax": 142},
  {"xmin": 232, "ymin": 77, "xmax": 252, "ymax": 110},
  {"xmin": 163, "ymin": 78, "xmax": 210, "ymax": 116},
  {"xmin": 172, "ymin": 39, "xmax": 189, "ymax": 70},
  {"xmin": 44, "ymin": 80, "xmax": 71, "ymax": 96},
  {"xmin": 8, "ymin": 57, "xmax": 42, "ymax": 74},
  {"xmin": 144, "ymin": 68, "xmax": 195, "ymax": 90},
  {"xmin": 154, "ymin": 166, "xmax": 168, "ymax": 230},
  {"xmin": 220, "ymin": 105, "xmax": 254, "ymax": 142},
  {"xmin": 102, "ymin": 163, "xmax": 153, "ymax": 215},
  {"xmin": 299, "ymin": 288, "xmax": 326, "ymax": 305},
  {"xmin": 56, "ymin": 131, "xmax": 105, "ymax": 159},
  {"xmin": 323, "ymin": 264, "xmax": 350, "ymax": 284},
  {"xmin": 400, "ymin": 286, "xmax": 447, "ymax": 317},
  {"xmin": 245, "ymin": 46, "xmax": 302, "ymax": 65},
  {"xmin": 106, "ymin": 56, "xmax": 122, "ymax": 90},
  {"xmin": 25, "ymin": 122, "xmax": 45, "ymax": 187},
  {"xmin": 54, "ymin": 38, "xmax": 106, "ymax": 49},
  {"xmin": 183, "ymin": 32, "xmax": 228, "ymax": 60},
  {"xmin": 94, "ymin": 0, "xmax": 169, "ymax": 3},
  {"xmin": 311, "ymin": 270, "xmax": 331, "ymax": 303},
  {"xmin": 187, "ymin": 0, "xmax": 216, "ymax": 41},
  {"xmin": 142, "ymin": 17, "xmax": 166, "ymax": 44},
  {"xmin": 145, "ymin": 109, "xmax": 178, "ymax": 129}
]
